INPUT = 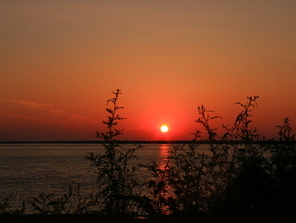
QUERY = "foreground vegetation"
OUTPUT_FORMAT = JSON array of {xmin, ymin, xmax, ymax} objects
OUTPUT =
[{"xmin": 1, "ymin": 90, "xmax": 296, "ymax": 222}]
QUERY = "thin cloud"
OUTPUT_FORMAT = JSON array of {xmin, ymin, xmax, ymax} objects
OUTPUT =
[
  {"xmin": 0, "ymin": 111, "xmax": 54, "ymax": 122},
  {"xmin": 1, "ymin": 99, "xmax": 98, "ymax": 125},
  {"xmin": 42, "ymin": 109, "xmax": 99, "ymax": 123},
  {"xmin": 67, "ymin": 113, "xmax": 99, "ymax": 124},
  {"xmin": 42, "ymin": 109, "xmax": 69, "ymax": 120},
  {"xmin": 1, "ymin": 99, "xmax": 53, "ymax": 108}
]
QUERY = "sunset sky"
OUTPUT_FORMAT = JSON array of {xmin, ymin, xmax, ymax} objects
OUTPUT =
[{"xmin": 1, "ymin": 0, "xmax": 296, "ymax": 141}]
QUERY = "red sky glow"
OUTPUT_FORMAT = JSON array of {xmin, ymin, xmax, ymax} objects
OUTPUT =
[{"xmin": 1, "ymin": 1, "xmax": 296, "ymax": 141}]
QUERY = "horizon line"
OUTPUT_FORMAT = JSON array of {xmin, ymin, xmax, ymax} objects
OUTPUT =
[{"xmin": 0, "ymin": 139, "xmax": 286, "ymax": 144}]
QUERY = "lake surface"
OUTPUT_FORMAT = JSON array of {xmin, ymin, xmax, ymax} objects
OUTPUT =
[{"xmin": 0, "ymin": 143, "xmax": 210, "ymax": 210}]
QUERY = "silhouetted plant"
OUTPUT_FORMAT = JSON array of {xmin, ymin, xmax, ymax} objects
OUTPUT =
[
  {"xmin": 167, "ymin": 144, "xmax": 209, "ymax": 215},
  {"xmin": 0, "ymin": 194, "xmax": 25, "ymax": 216},
  {"xmin": 277, "ymin": 117, "xmax": 295, "ymax": 142},
  {"xmin": 141, "ymin": 95, "xmax": 296, "ymax": 221},
  {"xmin": 140, "ymin": 160, "xmax": 172, "ymax": 216},
  {"xmin": 142, "ymin": 106, "xmax": 227, "ymax": 218},
  {"xmin": 207, "ymin": 99, "xmax": 296, "ymax": 220},
  {"xmin": 96, "ymin": 89, "xmax": 126, "ymax": 142},
  {"xmin": 222, "ymin": 95, "xmax": 260, "ymax": 142},
  {"xmin": 28, "ymin": 184, "xmax": 94, "ymax": 215},
  {"xmin": 85, "ymin": 89, "xmax": 143, "ymax": 216},
  {"xmin": 195, "ymin": 105, "xmax": 222, "ymax": 141},
  {"xmin": 195, "ymin": 105, "xmax": 230, "ymax": 195},
  {"xmin": 267, "ymin": 117, "xmax": 296, "ymax": 217},
  {"xmin": 0, "ymin": 194, "xmax": 12, "ymax": 215},
  {"xmin": 29, "ymin": 193, "xmax": 54, "ymax": 215}
]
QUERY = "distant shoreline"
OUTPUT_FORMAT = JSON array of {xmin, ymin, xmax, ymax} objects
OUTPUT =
[
  {"xmin": 0, "ymin": 140, "xmax": 191, "ymax": 144},
  {"xmin": 0, "ymin": 139, "xmax": 289, "ymax": 144}
]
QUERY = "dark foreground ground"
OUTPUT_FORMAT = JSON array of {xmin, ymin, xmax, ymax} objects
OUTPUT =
[
  {"xmin": 0, "ymin": 215, "xmax": 191, "ymax": 223},
  {"xmin": 0, "ymin": 215, "xmax": 145, "ymax": 223},
  {"xmin": 0, "ymin": 214, "xmax": 291, "ymax": 223},
  {"xmin": 0, "ymin": 215, "xmax": 182, "ymax": 223}
]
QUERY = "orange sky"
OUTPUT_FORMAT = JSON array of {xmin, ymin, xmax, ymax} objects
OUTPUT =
[{"xmin": 1, "ymin": 1, "xmax": 296, "ymax": 141}]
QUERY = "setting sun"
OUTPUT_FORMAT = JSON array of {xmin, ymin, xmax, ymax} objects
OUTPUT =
[{"xmin": 160, "ymin": 125, "xmax": 169, "ymax": 133}]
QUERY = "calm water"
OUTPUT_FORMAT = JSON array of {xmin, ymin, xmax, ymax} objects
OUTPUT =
[{"xmin": 0, "ymin": 143, "xmax": 209, "ymax": 210}]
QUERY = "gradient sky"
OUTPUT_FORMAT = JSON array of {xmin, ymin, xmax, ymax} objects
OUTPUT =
[{"xmin": 1, "ymin": 0, "xmax": 296, "ymax": 141}]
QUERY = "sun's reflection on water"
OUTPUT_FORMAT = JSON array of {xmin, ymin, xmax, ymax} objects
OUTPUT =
[
  {"xmin": 159, "ymin": 144, "xmax": 170, "ymax": 167},
  {"xmin": 156, "ymin": 144, "xmax": 174, "ymax": 215}
]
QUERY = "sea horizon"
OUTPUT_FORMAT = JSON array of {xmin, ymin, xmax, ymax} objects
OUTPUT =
[{"xmin": 0, "ymin": 138, "xmax": 284, "ymax": 145}]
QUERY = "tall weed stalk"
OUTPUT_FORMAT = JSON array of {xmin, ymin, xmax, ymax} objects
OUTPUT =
[{"xmin": 85, "ymin": 89, "xmax": 142, "ymax": 216}]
